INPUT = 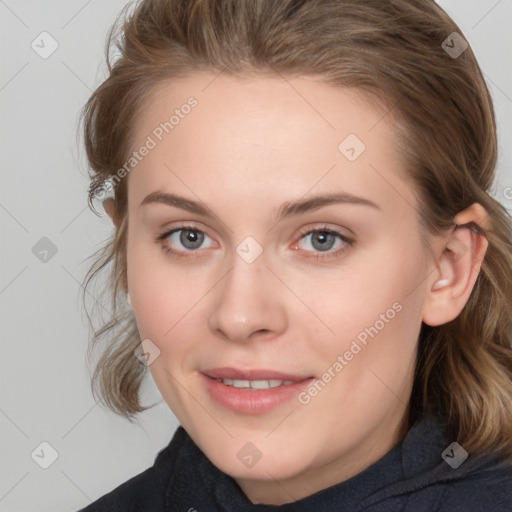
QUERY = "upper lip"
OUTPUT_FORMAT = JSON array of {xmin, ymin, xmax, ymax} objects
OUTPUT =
[{"xmin": 202, "ymin": 367, "xmax": 311, "ymax": 382}]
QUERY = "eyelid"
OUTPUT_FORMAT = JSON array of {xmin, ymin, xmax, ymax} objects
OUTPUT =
[
  {"xmin": 294, "ymin": 223, "xmax": 352, "ymax": 239},
  {"xmin": 156, "ymin": 221, "xmax": 214, "ymax": 240}
]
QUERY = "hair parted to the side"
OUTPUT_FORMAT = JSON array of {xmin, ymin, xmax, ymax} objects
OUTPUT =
[{"xmin": 80, "ymin": 0, "xmax": 512, "ymax": 460}]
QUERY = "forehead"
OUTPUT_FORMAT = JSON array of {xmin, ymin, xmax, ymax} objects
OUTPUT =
[
  {"xmin": 133, "ymin": 72, "xmax": 392, "ymax": 147},
  {"xmin": 127, "ymin": 72, "xmax": 416, "ymax": 217}
]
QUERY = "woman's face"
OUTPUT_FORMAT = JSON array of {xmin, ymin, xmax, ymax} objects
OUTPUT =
[{"xmin": 125, "ymin": 72, "xmax": 434, "ymax": 504}]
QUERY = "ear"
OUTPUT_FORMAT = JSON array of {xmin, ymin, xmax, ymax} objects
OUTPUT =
[
  {"xmin": 422, "ymin": 203, "xmax": 490, "ymax": 327},
  {"xmin": 103, "ymin": 197, "xmax": 129, "ymax": 294},
  {"xmin": 103, "ymin": 198, "xmax": 119, "ymax": 228}
]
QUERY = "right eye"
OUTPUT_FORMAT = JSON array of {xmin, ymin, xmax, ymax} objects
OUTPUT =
[{"xmin": 157, "ymin": 225, "xmax": 217, "ymax": 256}]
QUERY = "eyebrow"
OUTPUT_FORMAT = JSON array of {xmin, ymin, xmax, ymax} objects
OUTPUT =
[{"xmin": 140, "ymin": 190, "xmax": 381, "ymax": 221}]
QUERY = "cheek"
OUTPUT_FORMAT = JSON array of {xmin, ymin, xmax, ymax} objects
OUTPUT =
[
  {"xmin": 293, "ymin": 240, "xmax": 425, "ymax": 355},
  {"xmin": 126, "ymin": 238, "xmax": 209, "ymax": 342},
  {"xmin": 130, "ymin": 277, "xmax": 208, "ymax": 348},
  {"xmin": 315, "ymin": 251, "xmax": 426, "ymax": 405}
]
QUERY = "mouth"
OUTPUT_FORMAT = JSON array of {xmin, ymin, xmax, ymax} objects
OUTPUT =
[
  {"xmin": 200, "ymin": 367, "xmax": 315, "ymax": 414},
  {"xmin": 213, "ymin": 378, "xmax": 296, "ymax": 389}
]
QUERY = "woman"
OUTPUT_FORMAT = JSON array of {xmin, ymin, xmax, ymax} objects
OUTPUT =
[{"xmin": 79, "ymin": 0, "xmax": 512, "ymax": 509}]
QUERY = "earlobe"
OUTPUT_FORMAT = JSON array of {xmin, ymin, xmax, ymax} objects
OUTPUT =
[{"xmin": 422, "ymin": 203, "xmax": 490, "ymax": 327}]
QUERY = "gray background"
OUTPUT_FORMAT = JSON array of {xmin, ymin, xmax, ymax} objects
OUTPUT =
[{"xmin": 0, "ymin": 1, "xmax": 511, "ymax": 510}]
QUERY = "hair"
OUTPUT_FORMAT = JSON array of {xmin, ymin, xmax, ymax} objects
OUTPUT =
[{"xmin": 81, "ymin": 0, "xmax": 512, "ymax": 461}]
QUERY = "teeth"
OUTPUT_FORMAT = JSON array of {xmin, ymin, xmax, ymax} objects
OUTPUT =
[{"xmin": 218, "ymin": 378, "xmax": 295, "ymax": 389}]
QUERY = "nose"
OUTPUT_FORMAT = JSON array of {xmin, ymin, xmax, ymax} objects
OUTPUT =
[{"xmin": 207, "ymin": 252, "xmax": 288, "ymax": 343}]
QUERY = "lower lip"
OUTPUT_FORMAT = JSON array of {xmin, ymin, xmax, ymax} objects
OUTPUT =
[{"xmin": 201, "ymin": 374, "xmax": 315, "ymax": 414}]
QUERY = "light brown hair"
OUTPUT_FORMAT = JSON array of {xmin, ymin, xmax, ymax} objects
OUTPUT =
[{"xmin": 81, "ymin": 0, "xmax": 512, "ymax": 460}]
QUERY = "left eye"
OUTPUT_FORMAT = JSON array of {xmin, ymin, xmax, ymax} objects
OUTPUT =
[{"xmin": 296, "ymin": 229, "xmax": 349, "ymax": 253}]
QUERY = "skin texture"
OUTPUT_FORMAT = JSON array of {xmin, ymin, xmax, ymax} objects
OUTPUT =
[{"xmin": 105, "ymin": 72, "xmax": 489, "ymax": 505}]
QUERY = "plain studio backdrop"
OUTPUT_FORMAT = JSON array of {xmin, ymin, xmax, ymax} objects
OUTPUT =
[{"xmin": 0, "ymin": 1, "xmax": 511, "ymax": 511}]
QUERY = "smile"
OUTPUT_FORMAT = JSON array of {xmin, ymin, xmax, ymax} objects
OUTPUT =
[
  {"xmin": 201, "ymin": 368, "xmax": 314, "ymax": 414},
  {"xmin": 216, "ymin": 378, "xmax": 295, "ymax": 389}
]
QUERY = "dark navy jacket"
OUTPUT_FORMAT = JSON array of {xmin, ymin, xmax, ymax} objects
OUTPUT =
[{"xmin": 78, "ymin": 416, "xmax": 512, "ymax": 511}]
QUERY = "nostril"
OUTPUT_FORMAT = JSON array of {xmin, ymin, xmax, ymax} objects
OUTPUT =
[{"xmin": 254, "ymin": 329, "xmax": 272, "ymax": 338}]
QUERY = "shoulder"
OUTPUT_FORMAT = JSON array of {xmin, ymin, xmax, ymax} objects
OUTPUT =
[
  {"xmin": 363, "ymin": 457, "xmax": 512, "ymax": 512},
  {"xmin": 406, "ymin": 417, "xmax": 512, "ymax": 511},
  {"xmin": 77, "ymin": 426, "xmax": 188, "ymax": 512},
  {"xmin": 431, "ymin": 456, "xmax": 512, "ymax": 512},
  {"xmin": 402, "ymin": 453, "xmax": 512, "ymax": 512},
  {"xmin": 359, "ymin": 416, "xmax": 512, "ymax": 512},
  {"xmin": 77, "ymin": 465, "xmax": 162, "ymax": 512}
]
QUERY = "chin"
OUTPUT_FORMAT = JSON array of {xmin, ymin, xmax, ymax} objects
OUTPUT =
[{"xmin": 200, "ymin": 435, "xmax": 314, "ymax": 482}]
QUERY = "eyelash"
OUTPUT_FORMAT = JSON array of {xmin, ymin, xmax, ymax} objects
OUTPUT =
[
  {"xmin": 295, "ymin": 225, "xmax": 354, "ymax": 260},
  {"xmin": 155, "ymin": 224, "xmax": 355, "ymax": 260}
]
